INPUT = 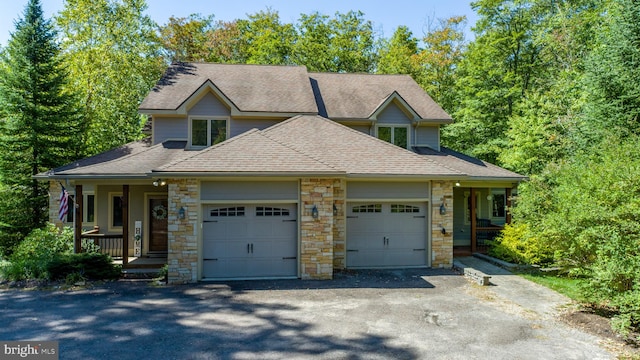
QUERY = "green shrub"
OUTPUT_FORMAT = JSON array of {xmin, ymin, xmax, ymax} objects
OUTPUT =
[
  {"xmin": 489, "ymin": 223, "xmax": 554, "ymax": 265},
  {"xmin": 46, "ymin": 253, "xmax": 121, "ymax": 280},
  {"xmin": 0, "ymin": 224, "xmax": 73, "ymax": 280}
]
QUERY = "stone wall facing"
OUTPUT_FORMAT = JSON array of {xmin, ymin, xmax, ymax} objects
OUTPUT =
[
  {"xmin": 167, "ymin": 179, "xmax": 199, "ymax": 284},
  {"xmin": 299, "ymin": 178, "xmax": 334, "ymax": 279},
  {"xmin": 431, "ymin": 180, "xmax": 454, "ymax": 268}
]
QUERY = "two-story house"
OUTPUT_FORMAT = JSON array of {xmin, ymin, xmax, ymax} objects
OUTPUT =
[{"xmin": 38, "ymin": 62, "xmax": 524, "ymax": 284}]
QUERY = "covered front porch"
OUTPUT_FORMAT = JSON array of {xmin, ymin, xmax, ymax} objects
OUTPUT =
[
  {"xmin": 55, "ymin": 181, "xmax": 170, "ymax": 270},
  {"xmin": 452, "ymin": 185, "xmax": 513, "ymax": 256}
]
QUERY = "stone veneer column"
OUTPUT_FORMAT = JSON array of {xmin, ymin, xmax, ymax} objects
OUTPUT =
[
  {"xmin": 167, "ymin": 179, "xmax": 199, "ymax": 284},
  {"xmin": 431, "ymin": 180, "xmax": 454, "ymax": 268},
  {"xmin": 300, "ymin": 178, "xmax": 334, "ymax": 279},
  {"xmin": 332, "ymin": 179, "xmax": 346, "ymax": 269},
  {"xmin": 49, "ymin": 181, "xmax": 63, "ymax": 224}
]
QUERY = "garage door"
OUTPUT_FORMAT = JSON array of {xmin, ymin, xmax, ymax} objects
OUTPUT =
[
  {"xmin": 347, "ymin": 202, "xmax": 427, "ymax": 268},
  {"xmin": 202, "ymin": 204, "xmax": 297, "ymax": 279}
]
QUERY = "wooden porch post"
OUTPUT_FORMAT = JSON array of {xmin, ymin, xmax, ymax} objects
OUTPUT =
[
  {"xmin": 122, "ymin": 185, "xmax": 129, "ymax": 266},
  {"xmin": 74, "ymin": 185, "xmax": 83, "ymax": 253},
  {"xmin": 470, "ymin": 188, "xmax": 477, "ymax": 253},
  {"xmin": 505, "ymin": 187, "xmax": 513, "ymax": 225}
]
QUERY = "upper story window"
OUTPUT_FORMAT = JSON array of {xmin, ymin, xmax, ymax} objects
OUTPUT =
[
  {"xmin": 190, "ymin": 117, "xmax": 227, "ymax": 148},
  {"xmin": 377, "ymin": 125, "xmax": 409, "ymax": 148}
]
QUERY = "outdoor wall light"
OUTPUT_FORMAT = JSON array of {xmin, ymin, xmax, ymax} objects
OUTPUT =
[
  {"xmin": 178, "ymin": 206, "xmax": 186, "ymax": 220},
  {"xmin": 439, "ymin": 202, "xmax": 447, "ymax": 215},
  {"xmin": 152, "ymin": 179, "xmax": 167, "ymax": 187},
  {"xmin": 312, "ymin": 205, "xmax": 319, "ymax": 219},
  {"xmin": 333, "ymin": 204, "xmax": 338, "ymax": 216},
  {"xmin": 441, "ymin": 226, "xmax": 447, "ymax": 235}
]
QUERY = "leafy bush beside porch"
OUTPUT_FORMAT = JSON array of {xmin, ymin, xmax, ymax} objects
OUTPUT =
[{"xmin": 0, "ymin": 223, "xmax": 121, "ymax": 282}]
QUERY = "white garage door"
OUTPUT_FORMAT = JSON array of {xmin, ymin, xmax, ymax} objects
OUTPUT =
[
  {"xmin": 202, "ymin": 204, "xmax": 297, "ymax": 279},
  {"xmin": 347, "ymin": 202, "xmax": 428, "ymax": 268}
]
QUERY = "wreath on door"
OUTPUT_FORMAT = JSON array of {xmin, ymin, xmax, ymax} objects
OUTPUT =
[{"xmin": 152, "ymin": 204, "xmax": 167, "ymax": 220}]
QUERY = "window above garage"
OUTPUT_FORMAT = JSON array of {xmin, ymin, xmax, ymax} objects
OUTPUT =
[
  {"xmin": 189, "ymin": 117, "xmax": 228, "ymax": 148},
  {"xmin": 376, "ymin": 125, "xmax": 409, "ymax": 149}
]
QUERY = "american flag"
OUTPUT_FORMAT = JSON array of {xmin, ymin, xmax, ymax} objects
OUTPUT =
[{"xmin": 58, "ymin": 185, "xmax": 69, "ymax": 222}]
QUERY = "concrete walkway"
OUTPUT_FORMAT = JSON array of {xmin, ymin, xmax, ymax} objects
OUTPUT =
[{"xmin": 454, "ymin": 256, "xmax": 572, "ymax": 317}]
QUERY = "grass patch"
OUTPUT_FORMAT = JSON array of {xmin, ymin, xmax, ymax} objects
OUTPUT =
[{"xmin": 518, "ymin": 271, "xmax": 588, "ymax": 302}]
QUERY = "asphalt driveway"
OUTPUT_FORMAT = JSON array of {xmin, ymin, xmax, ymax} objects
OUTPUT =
[{"xmin": 0, "ymin": 263, "xmax": 613, "ymax": 359}]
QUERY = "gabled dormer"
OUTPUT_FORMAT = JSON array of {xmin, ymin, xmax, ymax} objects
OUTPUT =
[{"xmin": 308, "ymin": 72, "xmax": 452, "ymax": 151}]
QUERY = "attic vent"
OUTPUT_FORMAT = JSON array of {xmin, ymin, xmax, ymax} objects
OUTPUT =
[
  {"xmin": 391, "ymin": 204, "xmax": 420, "ymax": 213},
  {"xmin": 352, "ymin": 204, "xmax": 382, "ymax": 213},
  {"xmin": 210, "ymin": 207, "xmax": 245, "ymax": 217},
  {"xmin": 256, "ymin": 207, "xmax": 290, "ymax": 216}
]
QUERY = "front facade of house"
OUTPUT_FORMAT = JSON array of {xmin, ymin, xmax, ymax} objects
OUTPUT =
[{"xmin": 39, "ymin": 63, "xmax": 524, "ymax": 284}]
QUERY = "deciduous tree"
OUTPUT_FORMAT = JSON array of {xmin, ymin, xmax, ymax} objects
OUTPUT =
[{"xmin": 56, "ymin": 0, "xmax": 164, "ymax": 154}]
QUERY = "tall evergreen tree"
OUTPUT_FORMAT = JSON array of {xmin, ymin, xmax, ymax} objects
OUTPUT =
[{"xmin": 0, "ymin": 0, "xmax": 85, "ymax": 254}]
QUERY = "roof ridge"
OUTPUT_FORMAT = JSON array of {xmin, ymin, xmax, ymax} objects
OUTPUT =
[
  {"xmin": 155, "ymin": 129, "xmax": 261, "ymax": 172},
  {"xmin": 261, "ymin": 117, "xmax": 344, "ymax": 172},
  {"xmin": 310, "ymin": 116, "xmax": 466, "ymax": 175}
]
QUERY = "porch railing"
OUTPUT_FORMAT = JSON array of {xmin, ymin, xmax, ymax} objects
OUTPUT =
[
  {"xmin": 475, "ymin": 219, "xmax": 502, "ymax": 253},
  {"xmin": 81, "ymin": 229, "xmax": 124, "ymax": 258}
]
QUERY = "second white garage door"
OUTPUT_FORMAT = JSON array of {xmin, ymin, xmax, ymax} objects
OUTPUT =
[
  {"xmin": 202, "ymin": 204, "xmax": 297, "ymax": 279},
  {"xmin": 346, "ymin": 202, "xmax": 428, "ymax": 268}
]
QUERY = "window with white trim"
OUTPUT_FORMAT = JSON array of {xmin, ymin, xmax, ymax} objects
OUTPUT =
[
  {"xmin": 190, "ymin": 118, "xmax": 227, "ymax": 148},
  {"xmin": 65, "ymin": 193, "xmax": 96, "ymax": 224},
  {"xmin": 377, "ymin": 125, "xmax": 409, "ymax": 148}
]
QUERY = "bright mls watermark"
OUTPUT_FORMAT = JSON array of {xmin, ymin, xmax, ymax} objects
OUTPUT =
[{"xmin": 1, "ymin": 341, "xmax": 58, "ymax": 359}]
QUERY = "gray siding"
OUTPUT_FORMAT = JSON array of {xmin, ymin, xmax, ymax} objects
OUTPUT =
[
  {"xmin": 231, "ymin": 119, "xmax": 281, "ymax": 137},
  {"xmin": 377, "ymin": 102, "xmax": 412, "ymax": 124},
  {"xmin": 347, "ymin": 181, "xmax": 430, "ymax": 199},
  {"xmin": 201, "ymin": 181, "xmax": 298, "ymax": 201},
  {"xmin": 416, "ymin": 126, "xmax": 439, "ymax": 149},
  {"xmin": 188, "ymin": 92, "xmax": 230, "ymax": 117},
  {"xmin": 153, "ymin": 117, "xmax": 187, "ymax": 144},
  {"xmin": 346, "ymin": 124, "xmax": 371, "ymax": 134}
]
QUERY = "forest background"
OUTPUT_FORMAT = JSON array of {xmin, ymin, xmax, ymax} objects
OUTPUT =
[{"xmin": 0, "ymin": 0, "xmax": 638, "ymax": 338}]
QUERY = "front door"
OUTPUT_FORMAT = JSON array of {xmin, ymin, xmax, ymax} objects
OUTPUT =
[{"xmin": 149, "ymin": 198, "xmax": 168, "ymax": 253}]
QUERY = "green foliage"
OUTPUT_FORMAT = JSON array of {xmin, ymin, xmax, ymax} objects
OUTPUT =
[
  {"xmin": 236, "ymin": 9, "xmax": 296, "ymax": 65},
  {"xmin": 412, "ymin": 16, "xmax": 466, "ymax": 113},
  {"xmin": 0, "ymin": 224, "xmax": 73, "ymax": 280},
  {"xmin": 489, "ymin": 223, "xmax": 554, "ymax": 265},
  {"xmin": 46, "ymin": 253, "xmax": 121, "ymax": 281},
  {"xmin": 581, "ymin": 0, "xmax": 640, "ymax": 143},
  {"xmin": 376, "ymin": 26, "xmax": 419, "ymax": 75},
  {"xmin": 0, "ymin": 0, "xmax": 85, "ymax": 253},
  {"xmin": 56, "ymin": 0, "xmax": 164, "ymax": 155},
  {"xmin": 159, "ymin": 13, "xmax": 215, "ymax": 63}
]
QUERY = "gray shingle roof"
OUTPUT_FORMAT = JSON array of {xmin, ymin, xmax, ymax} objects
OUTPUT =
[
  {"xmin": 309, "ymin": 72, "xmax": 452, "ymax": 121},
  {"xmin": 139, "ymin": 63, "xmax": 318, "ymax": 114},
  {"xmin": 157, "ymin": 128, "xmax": 341, "ymax": 175},
  {"xmin": 139, "ymin": 63, "xmax": 452, "ymax": 122},
  {"xmin": 42, "ymin": 139, "xmax": 190, "ymax": 177},
  {"xmin": 413, "ymin": 146, "xmax": 525, "ymax": 180},
  {"xmin": 158, "ymin": 116, "xmax": 462, "ymax": 176}
]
